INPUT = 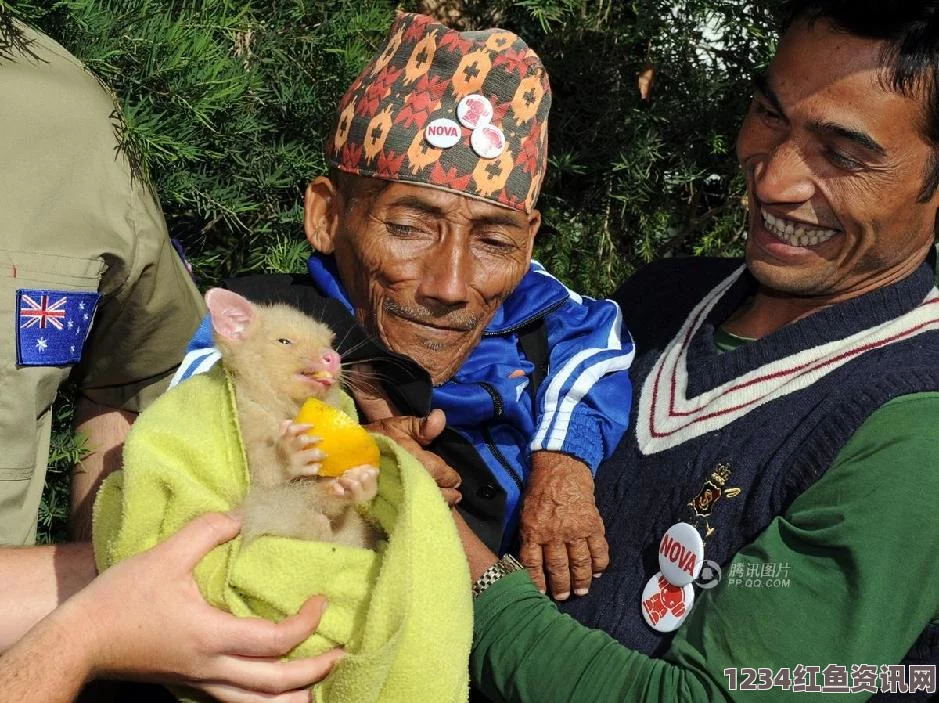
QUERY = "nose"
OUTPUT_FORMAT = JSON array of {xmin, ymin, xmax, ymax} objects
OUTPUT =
[
  {"xmin": 416, "ymin": 237, "xmax": 470, "ymax": 307},
  {"xmin": 320, "ymin": 349, "xmax": 340, "ymax": 373},
  {"xmin": 752, "ymin": 140, "xmax": 816, "ymax": 205}
]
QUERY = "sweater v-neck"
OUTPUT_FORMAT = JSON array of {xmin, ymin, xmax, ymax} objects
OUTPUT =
[{"xmin": 685, "ymin": 260, "xmax": 936, "ymax": 398}]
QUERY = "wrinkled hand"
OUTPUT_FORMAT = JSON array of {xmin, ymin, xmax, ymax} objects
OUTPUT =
[
  {"xmin": 519, "ymin": 451, "xmax": 609, "ymax": 601},
  {"xmin": 366, "ymin": 410, "xmax": 462, "ymax": 506},
  {"xmin": 70, "ymin": 512, "xmax": 343, "ymax": 702}
]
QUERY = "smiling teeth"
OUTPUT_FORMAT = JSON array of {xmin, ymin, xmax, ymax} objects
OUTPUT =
[{"xmin": 762, "ymin": 209, "xmax": 838, "ymax": 248}]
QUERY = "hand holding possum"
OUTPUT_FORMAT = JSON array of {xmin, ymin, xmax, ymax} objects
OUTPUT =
[
  {"xmin": 205, "ymin": 288, "xmax": 381, "ymax": 548},
  {"xmin": 364, "ymin": 410, "xmax": 463, "ymax": 507}
]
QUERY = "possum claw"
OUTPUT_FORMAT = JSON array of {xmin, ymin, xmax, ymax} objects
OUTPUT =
[
  {"xmin": 293, "ymin": 462, "xmax": 322, "ymax": 478},
  {"xmin": 331, "ymin": 466, "xmax": 379, "ymax": 502},
  {"xmin": 281, "ymin": 422, "xmax": 314, "ymax": 438},
  {"xmin": 277, "ymin": 422, "xmax": 324, "ymax": 478}
]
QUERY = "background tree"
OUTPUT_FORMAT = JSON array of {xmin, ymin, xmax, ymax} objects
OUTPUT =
[{"xmin": 0, "ymin": 0, "xmax": 781, "ymax": 542}]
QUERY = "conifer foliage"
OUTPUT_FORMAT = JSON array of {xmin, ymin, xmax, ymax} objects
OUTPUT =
[{"xmin": 2, "ymin": 0, "xmax": 781, "ymax": 541}]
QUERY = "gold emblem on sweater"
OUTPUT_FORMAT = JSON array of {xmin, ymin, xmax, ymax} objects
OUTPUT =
[{"xmin": 688, "ymin": 463, "xmax": 740, "ymax": 538}]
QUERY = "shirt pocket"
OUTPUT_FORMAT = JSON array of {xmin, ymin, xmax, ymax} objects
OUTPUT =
[{"xmin": 0, "ymin": 250, "xmax": 104, "ymax": 473}]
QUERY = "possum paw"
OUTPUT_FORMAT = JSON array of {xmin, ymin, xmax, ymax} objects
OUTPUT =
[
  {"xmin": 330, "ymin": 466, "xmax": 379, "ymax": 503},
  {"xmin": 278, "ymin": 420, "xmax": 324, "ymax": 477}
]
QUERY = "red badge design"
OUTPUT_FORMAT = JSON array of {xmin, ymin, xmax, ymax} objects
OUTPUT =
[
  {"xmin": 471, "ymin": 124, "xmax": 506, "ymax": 159},
  {"xmin": 424, "ymin": 118, "xmax": 462, "ymax": 148},
  {"xmin": 658, "ymin": 522, "xmax": 704, "ymax": 587},
  {"xmin": 457, "ymin": 93, "xmax": 493, "ymax": 129},
  {"xmin": 641, "ymin": 572, "xmax": 694, "ymax": 633}
]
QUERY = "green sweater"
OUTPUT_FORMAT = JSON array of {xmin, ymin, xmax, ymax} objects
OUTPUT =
[{"xmin": 472, "ymin": 360, "xmax": 939, "ymax": 701}]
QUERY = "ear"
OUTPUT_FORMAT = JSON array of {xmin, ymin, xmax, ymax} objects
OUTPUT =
[
  {"xmin": 204, "ymin": 288, "xmax": 255, "ymax": 342},
  {"xmin": 304, "ymin": 176, "xmax": 341, "ymax": 254},
  {"xmin": 525, "ymin": 209, "xmax": 542, "ymax": 259}
]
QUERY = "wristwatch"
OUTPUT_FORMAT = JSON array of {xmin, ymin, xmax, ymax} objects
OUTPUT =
[{"xmin": 472, "ymin": 553, "xmax": 525, "ymax": 599}]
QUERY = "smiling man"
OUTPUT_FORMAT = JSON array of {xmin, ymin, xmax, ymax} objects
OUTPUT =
[
  {"xmin": 176, "ymin": 12, "xmax": 635, "ymax": 598},
  {"xmin": 461, "ymin": 1, "xmax": 939, "ymax": 700}
]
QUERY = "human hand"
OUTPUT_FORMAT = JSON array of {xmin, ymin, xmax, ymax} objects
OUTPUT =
[
  {"xmin": 348, "ymin": 365, "xmax": 401, "ymax": 423},
  {"xmin": 519, "ymin": 452, "xmax": 609, "ymax": 601},
  {"xmin": 366, "ymin": 410, "xmax": 463, "ymax": 506},
  {"xmin": 278, "ymin": 420, "xmax": 324, "ymax": 478},
  {"xmin": 69, "ymin": 513, "xmax": 343, "ymax": 701}
]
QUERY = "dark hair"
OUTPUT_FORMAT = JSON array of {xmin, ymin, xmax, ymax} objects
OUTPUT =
[{"xmin": 782, "ymin": 1, "xmax": 939, "ymax": 201}]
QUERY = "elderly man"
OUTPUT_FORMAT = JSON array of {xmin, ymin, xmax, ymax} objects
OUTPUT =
[
  {"xmin": 457, "ymin": 1, "xmax": 939, "ymax": 700},
  {"xmin": 177, "ymin": 12, "xmax": 634, "ymax": 599}
]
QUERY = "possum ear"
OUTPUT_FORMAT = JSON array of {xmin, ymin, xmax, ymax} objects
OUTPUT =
[{"xmin": 205, "ymin": 288, "xmax": 255, "ymax": 341}]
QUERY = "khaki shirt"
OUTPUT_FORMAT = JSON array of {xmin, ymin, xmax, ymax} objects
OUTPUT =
[{"xmin": 0, "ymin": 22, "xmax": 205, "ymax": 544}]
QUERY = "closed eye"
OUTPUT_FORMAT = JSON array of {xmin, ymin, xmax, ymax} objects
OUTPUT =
[
  {"xmin": 824, "ymin": 149, "xmax": 865, "ymax": 172},
  {"xmin": 480, "ymin": 237, "xmax": 517, "ymax": 252},
  {"xmin": 387, "ymin": 222, "xmax": 420, "ymax": 237}
]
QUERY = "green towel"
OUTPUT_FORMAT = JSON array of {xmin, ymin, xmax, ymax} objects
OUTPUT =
[{"xmin": 93, "ymin": 365, "xmax": 472, "ymax": 702}]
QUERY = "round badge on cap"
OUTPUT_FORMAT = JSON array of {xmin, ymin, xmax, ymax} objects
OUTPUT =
[
  {"xmin": 657, "ymin": 522, "xmax": 704, "ymax": 587},
  {"xmin": 457, "ymin": 94, "xmax": 493, "ymax": 130},
  {"xmin": 471, "ymin": 124, "xmax": 506, "ymax": 159},
  {"xmin": 641, "ymin": 571, "xmax": 695, "ymax": 633},
  {"xmin": 424, "ymin": 118, "xmax": 462, "ymax": 149}
]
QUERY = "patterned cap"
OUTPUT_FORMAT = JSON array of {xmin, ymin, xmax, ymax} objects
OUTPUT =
[{"xmin": 327, "ymin": 13, "xmax": 551, "ymax": 214}]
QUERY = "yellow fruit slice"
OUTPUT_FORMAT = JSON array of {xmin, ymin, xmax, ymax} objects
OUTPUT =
[{"xmin": 294, "ymin": 398, "xmax": 380, "ymax": 477}]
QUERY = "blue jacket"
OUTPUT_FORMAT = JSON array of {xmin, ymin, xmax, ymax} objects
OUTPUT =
[{"xmin": 174, "ymin": 255, "xmax": 634, "ymax": 549}]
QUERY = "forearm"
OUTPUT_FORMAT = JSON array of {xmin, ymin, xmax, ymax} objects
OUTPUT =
[
  {"xmin": 71, "ymin": 397, "xmax": 135, "ymax": 541},
  {"xmin": 471, "ymin": 572, "xmax": 707, "ymax": 703},
  {"xmin": 453, "ymin": 508, "xmax": 498, "ymax": 580},
  {"xmin": 457, "ymin": 507, "xmax": 702, "ymax": 703},
  {"xmin": 0, "ymin": 598, "xmax": 93, "ymax": 703},
  {"xmin": 0, "ymin": 542, "xmax": 96, "ymax": 651}
]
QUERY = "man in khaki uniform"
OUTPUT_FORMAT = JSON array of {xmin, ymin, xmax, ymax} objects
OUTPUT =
[
  {"xmin": 0, "ymin": 19, "xmax": 342, "ymax": 700},
  {"xmin": 0, "ymin": 20, "xmax": 204, "ymax": 545}
]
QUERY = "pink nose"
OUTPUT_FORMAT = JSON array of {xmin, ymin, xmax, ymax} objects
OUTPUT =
[{"xmin": 321, "ymin": 349, "xmax": 340, "ymax": 372}]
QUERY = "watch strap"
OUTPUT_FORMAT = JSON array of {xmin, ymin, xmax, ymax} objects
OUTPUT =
[{"xmin": 472, "ymin": 553, "xmax": 525, "ymax": 599}]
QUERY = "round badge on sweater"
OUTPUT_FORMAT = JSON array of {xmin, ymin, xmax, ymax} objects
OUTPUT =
[
  {"xmin": 640, "ymin": 571, "xmax": 695, "ymax": 633},
  {"xmin": 471, "ymin": 124, "xmax": 506, "ymax": 159},
  {"xmin": 657, "ymin": 522, "xmax": 704, "ymax": 587},
  {"xmin": 424, "ymin": 118, "xmax": 462, "ymax": 149},
  {"xmin": 457, "ymin": 94, "xmax": 493, "ymax": 129}
]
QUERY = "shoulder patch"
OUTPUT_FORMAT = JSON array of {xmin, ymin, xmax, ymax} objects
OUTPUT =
[{"xmin": 16, "ymin": 288, "xmax": 100, "ymax": 366}]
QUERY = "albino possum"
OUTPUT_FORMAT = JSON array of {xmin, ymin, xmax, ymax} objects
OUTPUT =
[{"xmin": 205, "ymin": 288, "xmax": 381, "ymax": 548}]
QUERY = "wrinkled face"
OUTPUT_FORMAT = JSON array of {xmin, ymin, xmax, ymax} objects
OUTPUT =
[
  {"xmin": 307, "ymin": 176, "xmax": 539, "ymax": 384},
  {"xmin": 736, "ymin": 18, "xmax": 939, "ymax": 301}
]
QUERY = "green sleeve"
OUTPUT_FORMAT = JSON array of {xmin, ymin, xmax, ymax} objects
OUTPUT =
[
  {"xmin": 471, "ymin": 393, "xmax": 939, "ymax": 702},
  {"xmin": 471, "ymin": 570, "xmax": 708, "ymax": 701}
]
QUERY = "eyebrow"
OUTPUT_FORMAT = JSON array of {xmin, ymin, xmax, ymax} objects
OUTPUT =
[
  {"xmin": 387, "ymin": 195, "xmax": 524, "ymax": 228},
  {"xmin": 753, "ymin": 73, "xmax": 887, "ymax": 158},
  {"xmin": 806, "ymin": 120, "xmax": 887, "ymax": 158},
  {"xmin": 387, "ymin": 196, "xmax": 445, "ymax": 217}
]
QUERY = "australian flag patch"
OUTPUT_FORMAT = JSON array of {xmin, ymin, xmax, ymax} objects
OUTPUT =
[{"xmin": 15, "ymin": 288, "xmax": 100, "ymax": 366}]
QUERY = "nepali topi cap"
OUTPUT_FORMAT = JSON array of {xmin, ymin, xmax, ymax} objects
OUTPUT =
[{"xmin": 327, "ymin": 12, "xmax": 551, "ymax": 214}]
